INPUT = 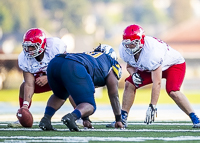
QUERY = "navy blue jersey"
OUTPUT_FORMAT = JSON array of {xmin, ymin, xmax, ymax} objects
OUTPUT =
[{"xmin": 56, "ymin": 52, "xmax": 122, "ymax": 87}]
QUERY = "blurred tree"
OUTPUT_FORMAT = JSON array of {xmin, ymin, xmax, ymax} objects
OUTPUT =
[
  {"xmin": 42, "ymin": 0, "xmax": 90, "ymax": 35},
  {"xmin": 122, "ymin": 0, "xmax": 169, "ymax": 24},
  {"xmin": 0, "ymin": 1, "xmax": 14, "ymax": 33},
  {"xmin": 0, "ymin": 0, "xmax": 51, "ymax": 33}
]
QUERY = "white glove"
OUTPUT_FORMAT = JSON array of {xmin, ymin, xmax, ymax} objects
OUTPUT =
[
  {"xmin": 132, "ymin": 73, "xmax": 143, "ymax": 87},
  {"xmin": 144, "ymin": 104, "xmax": 157, "ymax": 124}
]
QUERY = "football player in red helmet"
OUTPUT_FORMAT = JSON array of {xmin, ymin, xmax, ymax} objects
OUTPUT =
[
  {"xmin": 7, "ymin": 28, "xmax": 67, "ymax": 128},
  {"xmin": 106, "ymin": 24, "xmax": 200, "ymax": 128},
  {"xmin": 122, "ymin": 24, "xmax": 145, "ymax": 56},
  {"xmin": 22, "ymin": 28, "xmax": 46, "ymax": 58}
]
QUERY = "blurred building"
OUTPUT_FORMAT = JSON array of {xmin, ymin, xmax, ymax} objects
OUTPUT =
[{"xmin": 161, "ymin": 18, "xmax": 200, "ymax": 90}]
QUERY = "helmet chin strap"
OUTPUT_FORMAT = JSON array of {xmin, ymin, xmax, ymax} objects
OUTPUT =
[{"xmin": 133, "ymin": 47, "xmax": 142, "ymax": 55}]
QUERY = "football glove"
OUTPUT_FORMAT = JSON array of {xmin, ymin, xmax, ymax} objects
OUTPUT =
[
  {"xmin": 144, "ymin": 104, "xmax": 157, "ymax": 124},
  {"xmin": 132, "ymin": 73, "xmax": 143, "ymax": 87}
]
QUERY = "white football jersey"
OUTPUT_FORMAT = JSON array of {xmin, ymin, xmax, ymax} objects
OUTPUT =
[
  {"xmin": 119, "ymin": 36, "xmax": 185, "ymax": 72},
  {"xmin": 18, "ymin": 37, "xmax": 67, "ymax": 74}
]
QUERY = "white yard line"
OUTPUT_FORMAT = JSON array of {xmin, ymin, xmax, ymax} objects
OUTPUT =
[
  {"xmin": 0, "ymin": 122, "xmax": 194, "ymax": 126},
  {"xmin": 91, "ymin": 122, "xmax": 194, "ymax": 126},
  {"xmin": 0, "ymin": 128, "xmax": 200, "ymax": 132},
  {"xmin": 1, "ymin": 136, "xmax": 200, "ymax": 142}
]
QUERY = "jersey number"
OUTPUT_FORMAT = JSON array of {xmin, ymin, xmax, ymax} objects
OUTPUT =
[{"xmin": 85, "ymin": 52, "xmax": 103, "ymax": 58}]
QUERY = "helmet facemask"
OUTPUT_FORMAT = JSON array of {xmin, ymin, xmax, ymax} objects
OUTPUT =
[
  {"xmin": 22, "ymin": 41, "xmax": 45, "ymax": 58},
  {"xmin": 122, "ymin": 39, "xmax": 143, "ymax": 55}
]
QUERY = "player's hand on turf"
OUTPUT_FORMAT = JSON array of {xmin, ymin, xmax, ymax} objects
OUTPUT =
[
  {"xmin": 35, "ymin": 75, "xmax": 48, "ymax": 87},
  {"xmin": 115, "ymin": 121, "xmax": 124, "ymax": 129},
  {"xmin": 83, "ymin": 120, "xmax": 94, "ymax": 129},
  {"xmin": 144, "ymin": 104, "xmax": 157, "ymax": 124}
]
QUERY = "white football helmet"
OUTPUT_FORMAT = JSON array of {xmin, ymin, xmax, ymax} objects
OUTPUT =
[{"xmin": 94, "ymin": 44, "xmax": 117, "ymax": 60}]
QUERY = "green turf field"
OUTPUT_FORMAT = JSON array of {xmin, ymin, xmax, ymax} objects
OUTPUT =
[
  {"xmin": 1, "ymin": 88, "xmax": 200, "ymax": 104},
  {"xmin": 1, "ymin": 88, "xmax": 200, "ymax": 142},
  {"xmin": 0, "ymin": 121, "xmax": 200, "ymax": 142}
]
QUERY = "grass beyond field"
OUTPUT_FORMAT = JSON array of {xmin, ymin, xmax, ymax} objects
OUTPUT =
[
  {"xmin": 1, "ymin": 88, "xmax": 200, "ymax": 104},
  {"xmin": 0, "ymin": 121, "xmax": 200, "ymax": 142}
]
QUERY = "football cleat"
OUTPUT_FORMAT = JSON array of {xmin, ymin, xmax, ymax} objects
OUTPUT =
[
  {"xmin": 39, "ymin": 116, "xmax": 56, "ymax": 131},
  {"xmin": 193, "ymin": 123, "xmax": 200, "ymax": 128},
  {"xmin": 61, "ymin": 113, "xmax": 80, "ymax": 132},
  {"xmin": 75, "ymin": 118, "xmax": 83, "ymax": 127},
  {"xmin": 121, "ymin": 113, "xmax": 128, "ymax": 127},
  {"xmin": 192, "ymin": 117, "xmax": 200, "ymax": 128},
  {"xmin": 106, "ymin": 121, "xmax": 116, "ymax": 128},
  {"xmin": 7, "ymin": 120, "xmax": 22, "ymax": 128},
  {"xmin": 190, "ymin": 113, "xmax": 200, "ymax": 128}
]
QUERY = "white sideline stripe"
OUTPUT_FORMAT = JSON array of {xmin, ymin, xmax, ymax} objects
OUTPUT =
[
  {"xmin": 1, "ymin": 128, "xmax": 200, "ymax": 132},
  {"xmin": 1, "ymin": 136, "xmax": 200, "ymax": 142}
]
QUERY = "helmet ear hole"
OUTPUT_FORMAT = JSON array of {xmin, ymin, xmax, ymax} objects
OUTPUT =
[{"xmin": 22, "ymin": 28, "xmax": 46, "ymax": 58}]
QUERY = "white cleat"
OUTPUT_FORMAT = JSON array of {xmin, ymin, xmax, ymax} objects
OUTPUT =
[
  {"xmin": 193, "ymin": 123, "xmax": 200, "ymax": 128},
  {"xmin": 76, "ymin": 118, "xmax": 83, "ymax": 127},
  {"xmin": 7, "ymin": 120, "xmax": 22, "ymax": 127}
]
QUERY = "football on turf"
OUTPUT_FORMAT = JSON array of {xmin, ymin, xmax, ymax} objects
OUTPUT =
[{"xmin": 16, "ymin": 108, "xmax": 33, "ymax": 128}]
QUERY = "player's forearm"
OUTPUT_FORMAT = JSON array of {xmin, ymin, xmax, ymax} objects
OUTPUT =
[
  {"xmin": 23, "ymin": 84, "xmax": 34, "ymax": 103},
  {"xmin": 126, "ymin": 64, "xmax": 136, "ymax": 75},
  {"xmin": 109, "ymin": 94, "xmax": 121, "ymax": 116},
  {"xmin": 150, "ymin": 83, "xmax": 161, "ymax": 105}
]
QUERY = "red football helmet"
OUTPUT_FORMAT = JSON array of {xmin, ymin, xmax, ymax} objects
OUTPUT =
[
  {"xmin": 122, "ymin": 24, "xmax": 145, "ymax": 55},
  {"xmin": 22, "ymin": 28, "xmax": 46, "ymax": 58}
]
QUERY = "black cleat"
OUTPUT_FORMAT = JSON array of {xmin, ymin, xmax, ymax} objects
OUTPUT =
[
  {"xmin": 61, "ymin": 113, "xmax": 80, "ymax": 132},
  {"xmin": 39, "ymin": 116, "xmax": 57, "ymax": 131}
]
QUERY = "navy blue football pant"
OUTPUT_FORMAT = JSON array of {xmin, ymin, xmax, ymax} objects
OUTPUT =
[{"xmin": 47, "ymin": 56, "xmax": 96, "ymax": 112}]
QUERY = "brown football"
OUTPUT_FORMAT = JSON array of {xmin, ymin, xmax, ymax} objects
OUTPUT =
[{"xmin": 16, "ymin": 108, "xmax": 33, "ymax": 128}]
